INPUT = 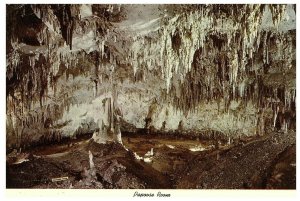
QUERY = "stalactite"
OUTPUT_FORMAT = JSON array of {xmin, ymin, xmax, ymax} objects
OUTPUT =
[
  {"xmin": 269, "ymin": 5, "xmax": 287, "ymax": 27},
  {"xmin": 5, "ymin": 4, "xmax": 296, "ymax": 147}
]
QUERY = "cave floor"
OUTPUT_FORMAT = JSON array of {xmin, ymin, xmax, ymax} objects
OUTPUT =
[{"xmin": 6, "ymin": 131, "xmax": 296, "ymax": 189}]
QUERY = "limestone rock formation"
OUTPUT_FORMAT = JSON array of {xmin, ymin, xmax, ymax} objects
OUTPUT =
[{"xmin": 6, "ymin": 4, "xmax": 296, "ymax": 150}]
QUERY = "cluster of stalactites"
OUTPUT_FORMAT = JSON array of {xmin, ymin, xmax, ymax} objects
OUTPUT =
[
  {"xmin": 31, "ymin": 5, "xmax": 62, "ymax": 36},
  {"xmin": 7, "ymin": 94, "xmax": 68, "ymax": 148},
  {"xmin": 33, "ymin": 4, "xmax": 111, "ymax": 65},
  {"xmin": 172, "ymin": 32, "xmax": 294, "ymax": 135},
  {"xmin": 130, "ymin": 5, "xmax": 287, "ymax": 91},
  {"xmin": 7, "ymin": 4, "xmax": 113, "ymax": 101},
  {"xmin": 269, "ymin": 4, "xmax": 287, "ymax": 27},
  {"xmin": 130, "ymin": 5, "xmax": 289, "ymax": 102},
  {"xmin": 31, "ymin": 4, "xmax": 94, "ymax": 50}
]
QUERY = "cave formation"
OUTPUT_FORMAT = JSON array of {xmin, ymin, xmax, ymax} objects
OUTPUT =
[{"xmin": 6, "ymin": 4, "xmax": 296, "ymax": 189}]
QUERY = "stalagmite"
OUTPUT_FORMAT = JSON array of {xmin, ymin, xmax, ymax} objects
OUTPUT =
[{"xmin": 5, "ymin": 5, "xmax": 296, "ymax": 186}]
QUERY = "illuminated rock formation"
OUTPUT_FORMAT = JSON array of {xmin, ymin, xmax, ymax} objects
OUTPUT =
[{"xmin": 6, "ymin": 4, "xmax": 296, "ymax": 149}]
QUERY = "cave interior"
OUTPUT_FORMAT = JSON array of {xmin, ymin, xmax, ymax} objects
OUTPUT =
[{"xmin": 6, "ymin": 4, "xmax": 296, "ymax": 189}]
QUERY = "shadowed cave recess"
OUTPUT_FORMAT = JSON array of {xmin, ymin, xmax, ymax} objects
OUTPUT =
[{"xmin": 6, "ymin": 4, "xmax": 296, "ymax": 189}]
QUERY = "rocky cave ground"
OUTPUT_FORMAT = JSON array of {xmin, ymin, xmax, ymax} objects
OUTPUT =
[{"xmin": 6, "ymin": 130, "xmax": 296, "ymax": 189}]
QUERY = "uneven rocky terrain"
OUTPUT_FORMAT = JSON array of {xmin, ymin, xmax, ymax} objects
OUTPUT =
[{"xmin": 7, "ymin": 130, "xmax": 295, "ymax": 189}]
